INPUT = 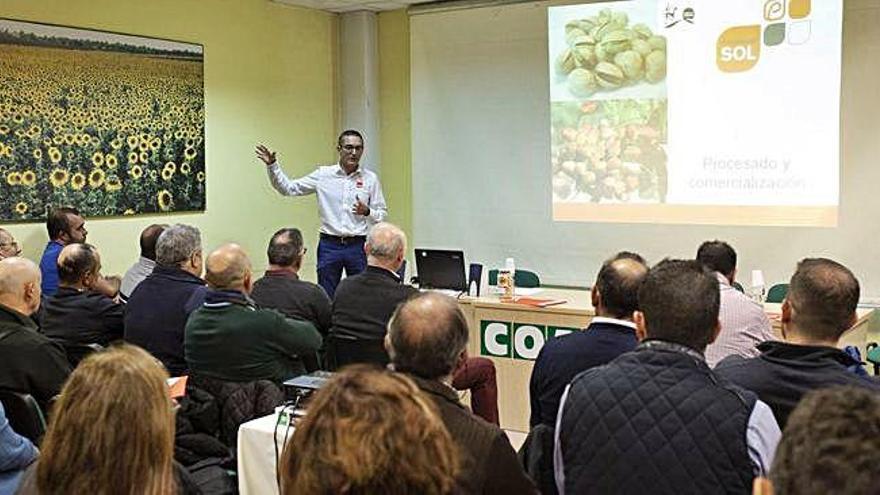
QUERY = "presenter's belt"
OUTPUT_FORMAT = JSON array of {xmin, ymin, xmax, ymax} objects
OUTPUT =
[{"xmin": 320, "ymin": 233, "xmax": 367, "ymax": 245}]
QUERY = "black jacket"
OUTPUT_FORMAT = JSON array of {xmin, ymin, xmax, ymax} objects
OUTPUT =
[
  {"xmin": 330, "ymin": 265, "xmax": 417, "ymax": 341},
  {"xmin": 716, "ymin": 340, "xmax": 880, "ymax": 427},
  {"xmin": 41, "ymin": 287, "xmax": 124, "ymax": 346},
  {"xmin": 251, "ymin": 270, "xmax": 332, "ymax": 335}
]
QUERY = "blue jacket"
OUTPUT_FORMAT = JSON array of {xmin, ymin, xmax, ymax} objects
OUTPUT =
[
  {"xmin": 38, "ymin": 241, "xmax": 63, "ymax": 296},
  {"xmin": 0, "ymin": 402, "xmax": 37, "ymax": 495}
]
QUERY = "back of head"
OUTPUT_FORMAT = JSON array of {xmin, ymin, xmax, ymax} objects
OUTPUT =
[
  {"xmin": 155, "ymin": 224, "xmax": 201, "ymax": 268},
  {"xmin": 366, "ymin": 222, "xmax": 406, "ymax": 266},
  {"xmin": 696, "ymin": 240, "xmax": 737, "ymax": 278},
  {"xmin": 37, "ymin": 344, "xmax": 175, "ymax": 495},
  {"xmin": 57, "ymin": 243, "xmax": 100, "ymax": 286},
  {"xmin": 0, "ymin": 257, "xmax": 41, "ymax": 314},
  {"xmin": 771, "ymin": 386, "xmax": 880, "ymax": 495},
  {"xmin": 140, "ymin": 224, "xmax": 167, "ymax": 261},
  {"xmin": 387, "ymin": 292, "xmax": 468, "ymax": 380},
  {"xmin": 46, "ymin": 206, "xmax": 79, "ymax": 240},
  {"xmin": 205, "ymin": 243, "xmax": 252, "ymax": 291},
  {"xmin": 281, "ymin": 365, "xmax": 458, "ymax": 495},
  {"xmin": 787, "ymin": 258, "xmax": 859, "ymax": 342},
  {"xmin": 267, "ymin": 228, "xmax": 304, "ymax": 267},
  {"xmin": 638, "ymin": 259, "xmax": 720, "ymax": 352},
  {"xmin": 594, "ymin": 252, "xmax": 649, "ymax": 319}
]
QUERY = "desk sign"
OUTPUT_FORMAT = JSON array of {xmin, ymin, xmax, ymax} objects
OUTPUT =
[{"xmin": 481, "ymin": 320, "xmax": 580, "ymax": 360}]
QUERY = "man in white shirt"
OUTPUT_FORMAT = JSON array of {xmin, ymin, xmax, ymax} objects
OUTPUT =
[
  {"xmin": 255, "ymin": 130, "xmax": 388, "ymax": 297},
  {"xmin": 120, "ymin": 224, "xmax": 166, "ymax": 300},
  {"xmin": 697, "ymin": 240, "xmax": 775, "ymax": 367}
]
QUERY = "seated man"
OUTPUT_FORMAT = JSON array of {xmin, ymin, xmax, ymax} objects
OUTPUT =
[
  {"xmin": 252, "ymin": 228, "xmax": 331, "ymax": 335},
  {"xmin": 716, "ymin": 258, "xmax": 880, "ymax": 428},
  {"xmin": 40, "ymin": 207, "xmax": 88, "ymax": 296},
  {"xmin": 41, "ymin": 243, "xmax": 124, "ymax": 347},
  {"xmin": 556, "ymin": 259, "xmax": 780, "ymax": 495},
  {"xmin": 0, "ymin": 257, "xmax": 71, "ymax": 410},
  {"xmin": 124, "ymin": 224, "xmax": 206, "ymax": 376},
  {"xmin": 386, "ymin": 292, "xmax": 536, "ymax": 495},
  {"xmin": 185, "ymin": 244, "xmax": 322, "ymax": 382},
  {"xmin": 530, "ymin": 251, "xmax": 648, "ymax": 427},
  {"xmin": 0, "ymin": 228, "xmax": 22, "ymax": 260},
  {"xmin": 120, "ymin": 224, "xmax": 166, "ymax": 300},
  {"xmin": 331, "ymin": 222, "xmax": 500, "ymax": 424},
  {"xmin": 697, "ymin": 240, "xmax": 775, "ymax": 366}
]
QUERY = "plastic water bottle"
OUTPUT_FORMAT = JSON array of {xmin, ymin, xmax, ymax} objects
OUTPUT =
[
  {"xmin": 499, "ymin": 257, "xmax": 516, "ymax": 302},
  {"xmin": 751, "ymin": 269, "xmax": 766, "ymax": 303}
]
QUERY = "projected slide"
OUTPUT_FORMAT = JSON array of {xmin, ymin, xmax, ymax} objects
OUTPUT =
[{"xmin": 549, "ymin": 0, "xmax": 841, "ymax": 226}]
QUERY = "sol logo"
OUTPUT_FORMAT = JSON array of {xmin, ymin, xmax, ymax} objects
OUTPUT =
[
  {"xmin": 717, "ymin": 0, "xmax": 813, "ymax": 73},
  {"xmin": 717, "ymin": 25, "xmax": 761, "ymax": 73}
]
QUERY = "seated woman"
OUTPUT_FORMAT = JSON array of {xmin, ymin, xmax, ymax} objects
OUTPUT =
[
  {"xmin": 16, "ymin": 344, "xmax": 188, "ymax": 495},
  {"xmin": 280, "ymin": 365, "xmax": 459, "ymax": 495}
]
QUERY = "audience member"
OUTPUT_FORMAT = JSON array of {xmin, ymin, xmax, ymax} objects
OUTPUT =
[
  {"xmin": 756, "ymin": 386, "xmax": 880, "ymax": 495},
  {"xmin": 0, "ymin": 228, "xmax": 22, "ymax": 260},
  {"xmin": 331, "ymin": 222, "xmax": 500, "ymax": 424},
  {"xmin": 0, "ymin": 401, "xmax": 37, "ymax": 494},
  {"xmin": 716, "ymin": 258, "xmax": 880, "ymax": 428},
  {"xmin": 0, "ymin": 257, "xmax": 70, "ymax": 411},
  {"xmin": 120, "ymin": 224, "xmax": 166, "ymax": 299},
  {"xmin": 697, "ymin": 240, "xmax": 775, "ymax": 366},
  {"xmin": 387, "ymin": 293, "xmax": 536, "ymax": 495},
  {"xmin": 41, "ymin": 243, "xmax": 124, "ymax": 347},
  {"xmin": 280, "ymin": 365, "xmax": 459, "ymax": 495},
  {"xmin": 124, "ymin": 224, "xmax": 206, "ymax": 376},
  {"xmin": 251, "ymin": 228, "xmax": 331, "ymax": 335},
  {"xmin": 185, "ymin": 243, "xmax": 322, "ymax": 382},
  {"xmin": 39, "ymin": 207, "xmax": 87, "ymax": 296},
  {"xmin": 529, "ymin": 252, "xmax": 648, "ymax": 427},
  {"xmin": 556, "ymin": 259, "xmax": 780, "ymax": 494},
  {"xmin": 15, "ymin": 344, "xmax": 193, "ymax": 495}
]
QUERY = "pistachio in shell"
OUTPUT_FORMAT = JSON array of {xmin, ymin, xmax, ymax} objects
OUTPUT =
[
  {"xmin": 613, "ymin": 50, "xmax": 643, "ymax": 81},
  {"xmin": 644, "ymin": 50, "xmax": 666, "ymax": 83},
  {"xmin": 594, "ymin": 61, "xmax": 626, "ymax": 89},
  {"xmin": 610, "ymin": 11, "xmax": 629, "ymax": 30},
  {"xmin": 631, "ymin": 38, "xmax": 653, "ymax": 57},
  {"xmin": 565, "ymin": 27, "xmax": 587, "ymax": 46},
  {"xmin": 569, "ymin": 33, "xmax": 596, "ymax": 50},
  {"xmin": 597, "ymin": 8, "xmax": 612, "ymax": 25},
  {"xmin": 594, "ymin": 43, "xmax": 610, "ymax": 62},
  {"xmin": 648, "ymin": 35, "xmax": 667, "ymax": 51},
  {"xmin": 631, "ymin": 23, "xmax": 653, "ymax": 40},
  {"xmin": 555, "ymin": 49, "xmax": 578, "ymax": 76},
  {"xmin": 572, "ymin": 44, "xmax": 597, "ymax": 69},
  {"xmin": 567, "ymin": 68, "xmax": 599, "ymax": 97},
  {"xmin": 598, "ymin": 29, "xmax": 634, "ymax": 56},
  {"xmin": 572, "ymin": 19, "xmax": 596, "ymax": 34}
]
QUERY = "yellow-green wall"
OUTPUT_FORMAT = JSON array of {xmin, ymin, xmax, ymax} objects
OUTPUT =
[
  {"xmin": 378, "ymin": 9, "xmax": 412, "ymax": 239},
  {"xmin": 1, "ymin": 0, "xmax": 339, "ymax": 279}
]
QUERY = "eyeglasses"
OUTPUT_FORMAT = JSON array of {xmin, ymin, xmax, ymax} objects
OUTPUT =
[{"xmin": 340, "ymin": 145, "xmax": 363, "ymax": 153}]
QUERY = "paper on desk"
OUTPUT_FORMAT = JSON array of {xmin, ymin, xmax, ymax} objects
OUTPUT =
[{"xmin": 489, "ymin": 287, "xmax": 543, "ymax": 297}]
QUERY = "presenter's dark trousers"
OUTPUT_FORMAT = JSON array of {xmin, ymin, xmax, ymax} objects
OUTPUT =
[{"xmin": 317, "ymin": 234, "xmax": 367, "ymax": 299}]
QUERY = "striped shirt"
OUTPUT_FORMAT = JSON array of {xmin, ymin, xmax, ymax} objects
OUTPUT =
[{"xmin": 706, "ymin": 272, "xmax": 776, "ymax": 367}]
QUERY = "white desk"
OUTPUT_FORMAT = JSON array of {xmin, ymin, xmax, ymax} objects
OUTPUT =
[{"xmin": 237, "ymin": 413, "xmax": 292, "ymax": 495}]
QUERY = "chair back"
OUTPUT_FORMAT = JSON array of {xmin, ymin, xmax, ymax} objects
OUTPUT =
[
  {"xmin": 487, "ymin": 269, "xmax": 541, "ymax": 288},
  {"xmin": 766, "ymin": 283, "xmax": 789, "ymax": 303},
  {"xmin": 0, "ymin": 389, "xmax": 47, "ymax": 445},
  {"xmin": 518, "ymin": 423, "xmax": 557, "ymax": 495},
  {"xmin": 326, "ymin": 333, "xmax": 389, "ymax": 371},
  {"xmin": 60, "ymin": 342, "xmax": 105, "ymax": 367}
]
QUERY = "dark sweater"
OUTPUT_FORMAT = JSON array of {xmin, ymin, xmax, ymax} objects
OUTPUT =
[
  {"xmin": 529, "ymin": 319, "xmax": 638, "ymax": 427},
  {"xmin": 716, "ymin": 340, "xmax": 880, "ymax": 427},
  {"xmin": 41, "ymin": 287, "xmax": 124, "ymax": 346},
  {"xmin": 331, "ymin": 265, "xmax": 417, "ymax": 341},
  {"xmin": 409, "ymin": 375, "xmax": 536, "ymax": 495},
  {"xmin": 184, "ymin": 289, "xmax": 323, "ymax": 382},
  {"xmin": 124, "ymin": 265, "xmax": 207, "ymax": 376},
  {"xmin": 0, "ymin": 304, "xmax": 71, "ymax": 411},
  {"xmin": 251, "ymin": 270, "xmax": 332, "ymax": 335}
]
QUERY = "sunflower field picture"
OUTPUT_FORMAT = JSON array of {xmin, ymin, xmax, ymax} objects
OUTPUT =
[{"xmin": 0, "ymin": 18, "xmax": 205, "ymax": 221}]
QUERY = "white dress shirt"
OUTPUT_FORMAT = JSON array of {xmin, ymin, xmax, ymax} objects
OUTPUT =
[
  {"xmin": 267, "ymin": 162, "xmax": 387, "ymax": 236},
  {"xmin": 705, "ymin": 272, "xmax": 776, "ymax": 367}
]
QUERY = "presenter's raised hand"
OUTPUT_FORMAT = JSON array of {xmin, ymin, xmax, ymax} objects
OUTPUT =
[
  {"xmin": 352, "ymin": 197, "xmax": 370, "ymax": 217},
  {"xmin": 255, "ymin": 144, "xmax": 277, "ymax": 166}
]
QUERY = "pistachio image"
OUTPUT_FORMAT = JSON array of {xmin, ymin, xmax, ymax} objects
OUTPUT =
[
  {"xmin": 573, "ymin": 44, "xmax": 598, "ymax": 69},
  {"xmin": 568, "ymin": 68, "xmax": 599, "ymax": 97},
  {"xmin": 648, "ymin": 35, "xmax": 667, "ymax": 51},
  {"xmin": 631, "ymin": 23, "xmax": 653, "ymax": 40},
  {"xmin": 595, "ymin": 62, "xmax": 625, "ymax": 89},
  {"xmin": 645, "ymin": 50, "xmax": 666, "ymax": 83},
  {"xmin": 556, "ymin": 49, "xmax": 578, "ymax": 76},
  {"xmin": 613, "ymin": 50, "xmax": 643, "ymax": 81},
  {"xmin": 631, "ymin": 38, "xmax": 653, "ymax": 57}
]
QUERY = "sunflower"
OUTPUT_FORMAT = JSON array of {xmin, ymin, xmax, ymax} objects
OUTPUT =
[
  {"xmin": 139, "ymin": 151, "xmax": 149, "ymax": 164},
  {"xmin": 180, "ymin": 162, "xmax": 191, "ymax": 175},
  {"xmin": 126, "ymin": 135, "xmax": 139, "ymax": 149},
  {"xmin": 111, "ymin": 138, "xmax": 123, "ymax": 150},
  {"xmin": 14, "ymin": 202, "xmax": 27, "ymax": 215},
  {"xmin": 123, "ymin": 209, "xmax": 135, "ymax": 216},
  {"xmin": 196, "ymin": 171, "xmax": 205, "ymax": 183},
  {"xmin": 104, "ymin": 175, "xmax": 123, "ymax": 192},
  {"xmin": 138, "ymin": 141, "xmax": 149, "ymax": 152},
  {"xmin": 0, "ymin": 125, "xmax": 8, "ymax": 135},
  {"xmin": 164, "ymin": 161, "xmax": 176, "ymax": 173},
  {"xmin": 106, "ymin": 154, "xmax": 118, "ymax": 169},
  {"xmin": 92, "ymin": 151, "xmax": 104, "ymax": 167},
  {"xmin": 184, "ymin": 146, "xmax": 197, "ymax": 160},
  {"xmin": 128, "ymin": 151, "xmax": 138, "ymax": 164},
  {"xmin": 150, "ymin": 138, "xmax": 161, "ymax": 151},
  {"xmin": 6, "ymin": 172, "xmax": 21, "ymax": 186},
  {"xmin": 149, "ymin": 170, "xmax": 158, "ymax": 180},
  {"xmin": 161, "ymin": 167, "xmax": 174, "ymax": 181},
  {"xmin": 71, "ymin": 173, "xmax": 86, "ymax": 190},
  {"xmin": 21, "ymin": 170, "xmax": 37, "ymax": 187},
  {"xmin": 48, "ymin": 147, "xmax": 62, "ymax": 164},
  {"xmin": 52, "ymin": 135, "xmax": 63, "ymax": 145},
  {"xmin": 157, "ymin": 190, "xmax": 173, "ymax": 211},
  {"xmin": 88, "ymin": 168, "xmax": 106, "ymax": 188},
  {"xmin": 64, "ymin": 134, "xmax": 75, "ymax": 145},
  {"xmin": 50, "ymin": 168, "xmax": 69, "ymax": 188},
  {"xmin": 128, "ymin": 165, "xmax": 143, "ymax": 180}
]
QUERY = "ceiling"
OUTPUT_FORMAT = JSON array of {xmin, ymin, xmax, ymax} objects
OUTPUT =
[{"xmin": 271, "ymin": 0, "xmax": 440, "ymax": 13}]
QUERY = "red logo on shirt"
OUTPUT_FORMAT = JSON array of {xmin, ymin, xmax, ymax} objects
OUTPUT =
[{"xmin": 356, "ymin": 179, "xmax": 364, "ymax": 188}]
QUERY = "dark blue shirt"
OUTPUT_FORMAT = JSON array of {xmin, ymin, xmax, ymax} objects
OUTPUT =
[
  {"xmin": 38, "ymin": 241, "xmax": 64, "ymax": 296},
  {"xmin": 529, "ymin": 318, "xmax": 638, "ymax": 427}
]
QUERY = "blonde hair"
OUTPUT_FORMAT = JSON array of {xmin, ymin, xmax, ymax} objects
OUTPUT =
[
  {"xmin": 37, "ymin": 344, "xmax": 176, "ymax": 495},
  {"xmin": 281, "ymin": 365, "xmax": 459, "ymax": 494}
]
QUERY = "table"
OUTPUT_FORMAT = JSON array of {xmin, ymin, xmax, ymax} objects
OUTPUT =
[
  {"xmin": 458, "ymin": 288, "xmax": 875, "ymax": 433},
  {"xmin": 237, "ymin": 412, "xmax": 291, "ymax": 495}
]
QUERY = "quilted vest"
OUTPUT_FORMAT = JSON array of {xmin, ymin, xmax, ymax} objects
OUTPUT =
[{"xmin": 558, "ymin": 340, "xmax": 756, "ymax": 495}]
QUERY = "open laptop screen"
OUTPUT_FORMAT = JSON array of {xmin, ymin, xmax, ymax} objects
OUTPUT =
[{"xmin": 414, "ymin": 249, "xmax": 467, "ymax": 291}]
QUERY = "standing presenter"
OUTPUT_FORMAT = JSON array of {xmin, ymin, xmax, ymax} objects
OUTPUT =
[{"xmin": 256, "ymin": 130, "xmax": 387, "ymax": 298}]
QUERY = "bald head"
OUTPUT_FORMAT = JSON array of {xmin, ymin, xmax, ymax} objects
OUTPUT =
[
  {"xmin": 0, "ymin": 257, "xmax": 42, "ymax": 316},
  {"xmin": 593, "ymin": 252, "xmax": 649, "ymax": 320},
  {"xmin": 387, "ymin": 292, "xmax": 468, "ymax": 380},
  {"xmin": 57, "ymin": 243, "xmax": 101, "ymax": 288},
  {"xmin": 366, "ymin": 223, "xmax": 406, "ymax": 272},
  {"xmin": 140, "ymin": 224, "xmax": 166, "ymax": 261},
  {"xmin": 0, "ymin": 228, "xmax": 20, "ymax": 259},
  {"xmin": 205, "ymin": 244, "xmax": 253, "ymax": 292}
]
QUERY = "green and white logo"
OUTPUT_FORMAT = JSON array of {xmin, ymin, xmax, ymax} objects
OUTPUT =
[{"xmin": 480, "ymin": 320, "xmax": 579, "ymax": 360}]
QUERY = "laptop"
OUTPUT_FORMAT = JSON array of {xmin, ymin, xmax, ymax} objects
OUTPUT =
[{"xmin": 414, "ymin": 249, "xmax": 467, "ymax": 291}]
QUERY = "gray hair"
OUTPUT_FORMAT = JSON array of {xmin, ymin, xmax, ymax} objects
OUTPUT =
[
  {"xmin": 366, "ymin": 223, "xmax": 406, "ymax": 262},
  {"xmin": 156, "ymin": 224, "xmax": 202, "ymax": 267}
]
